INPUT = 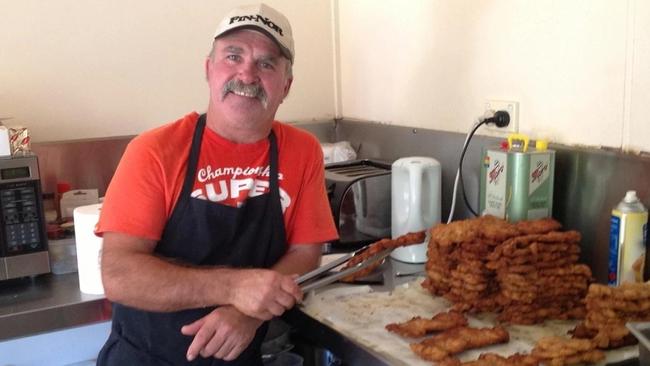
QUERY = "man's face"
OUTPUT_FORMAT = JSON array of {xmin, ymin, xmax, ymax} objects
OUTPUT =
[{"xmin": 206, "ymin": 29, "xmax": 293, "ymax": 128}]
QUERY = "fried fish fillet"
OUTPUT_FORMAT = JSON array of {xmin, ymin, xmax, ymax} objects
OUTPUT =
[
  {"xmin": 531, "ymin": 336, "xmax": 605, "ymax": 366},
  {"xmin": 487, "ymin": 231, "xmax": 582, "ymax": 264},
  {"xmin": 340, "ymin": 231, "xmax": 426, "ymax": 282},
  {"xmin": 409, "ymin": 326, "xmax": 510, "ymax": 362},
  {"xmin": 437, "ymin": 353, "xmax": 540, "ymax": 366},
  {"xmin": 515, "ymin": 217, "xmax": 562, "ymax": 235},
  {"xmin": 385, "ymin": 311, "xmax": 468, "ymax": 338},
  {"xmin": 587, "ymin": 282, "xmax": 650, "ymax": 300},
  {"xmin": 570, "ymin": 322, "xmax": 637, "ymax": 349},
  {"xmin": 477, "ymin": 215, "xmax": 521, "ymax": 242}
]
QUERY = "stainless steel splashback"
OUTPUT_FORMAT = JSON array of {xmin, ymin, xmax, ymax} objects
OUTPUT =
[{"xmin": 32, "ymin": 136, "xmax": 133, "ymax": 197}]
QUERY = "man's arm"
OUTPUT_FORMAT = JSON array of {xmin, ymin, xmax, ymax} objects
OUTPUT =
[
  {"xmin": 100, "ymin": 232, "xmax": 302, "ymax": 320},
  {"xmin": 271, "ymin": 243, "xmax": 322, "ymax": 275},
  {"xmin": 181, "ymin": 243, "xmax": 323, "ymax": 361}
]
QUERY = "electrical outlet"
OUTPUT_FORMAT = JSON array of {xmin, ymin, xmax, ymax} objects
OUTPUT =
[{"xmin": 484, "ymin": 100, "xmax": 519, "ymax": 134}]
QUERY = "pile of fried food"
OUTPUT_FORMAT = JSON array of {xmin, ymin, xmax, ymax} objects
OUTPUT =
[
  {"xmin": 571, "ymin": 282, "xmax": 650, "ymax": 349},
  {"xmin": 338, "ymin": 215, "xmax": 650, "ymax": 365},
  {"xmin": 384, "ymin": 215, "xmax": 635, "ymax": 365},
  {"xmin": 422, "ymin": 215, "xmax": 590, "ymax": 324}
]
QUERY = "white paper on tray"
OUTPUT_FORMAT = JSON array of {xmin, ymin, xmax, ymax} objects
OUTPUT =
[{"xmin": 301, "ymin": 278, "xmax": 639, "ymax": 366}]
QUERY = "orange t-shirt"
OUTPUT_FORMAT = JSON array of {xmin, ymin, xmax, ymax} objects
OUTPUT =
[{"xmin": 96, "ymin": 112, "xmax": 338, "ymax": 246}]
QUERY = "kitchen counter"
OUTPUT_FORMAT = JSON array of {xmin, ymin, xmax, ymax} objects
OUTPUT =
[
  {"xmin": 0, "ymin": 268, "xmax": 641, "ymax": 366},
  {"xmin": 285, "ymin": 259, "xmax": 641, "ymax": 366},
  {"xmin": 0, "ymin": 272, "xmax": 110, "ymax": 341}
]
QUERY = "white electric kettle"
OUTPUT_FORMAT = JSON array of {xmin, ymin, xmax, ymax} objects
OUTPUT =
[{"xmin": 390, "ymin": 157, "xmax": 441, "ymax": 263}]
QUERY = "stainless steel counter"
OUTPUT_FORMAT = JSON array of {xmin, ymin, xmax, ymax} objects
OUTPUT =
[{"xmin": 0, "ymin": 272, "xmax": 110, "ymax": 341}]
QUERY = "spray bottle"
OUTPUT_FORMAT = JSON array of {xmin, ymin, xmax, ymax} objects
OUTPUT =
[{"xmin": 608, "ymin": 191, "xmax": 648, "ymax": 285}]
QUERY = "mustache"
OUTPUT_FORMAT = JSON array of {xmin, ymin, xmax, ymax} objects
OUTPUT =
[{"xmin": 221, "ymin": 79, "xmax": 268, "ymax": 108}]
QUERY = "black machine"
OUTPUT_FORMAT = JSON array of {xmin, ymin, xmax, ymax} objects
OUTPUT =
[{"xmin": 0, "ymin": 155, "xmax": 50, "ymax": 280}]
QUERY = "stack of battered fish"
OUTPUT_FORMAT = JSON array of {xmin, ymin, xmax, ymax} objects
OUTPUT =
[
  {"xmin": 422, "ymin": 215, "xmax": 592, "ymax": 324},
  {"xmin": 487, "ymin": 231, "xmax": 590, "ymax": 324},
  {"xmin": 423, "ymin": 215, "xmax": 520, "ymax": 313},
  {"xmin": 571, "ymin": 282, "xmax": 650, "ymax": 349}
]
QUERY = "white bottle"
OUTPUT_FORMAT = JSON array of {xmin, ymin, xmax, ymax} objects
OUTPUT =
[
  {"xmin": 608, "ymin": 190, "xmax": 648, "ymax": 285},
  {"xmin": 390, "ymin": 157, "xmax": 441, "ymax": 263}
]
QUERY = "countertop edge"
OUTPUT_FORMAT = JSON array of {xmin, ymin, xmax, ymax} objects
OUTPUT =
[{"xmin": 0, "ymin": 273, "xmax": 110, "ymax": 341}]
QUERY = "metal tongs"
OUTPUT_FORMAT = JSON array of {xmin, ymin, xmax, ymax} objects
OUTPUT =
[{"xmin": 296, "ymin": 245, "xmax": 393, "ymax": 292}]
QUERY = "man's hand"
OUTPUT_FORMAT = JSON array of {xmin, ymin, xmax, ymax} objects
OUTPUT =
[
  {"xmin": 181, "ymin": 306, "xmax": 263, "ymax": 362},
  {"xmin": 228, "ymin": 269, "xmax": 302, "ymax": 320}
]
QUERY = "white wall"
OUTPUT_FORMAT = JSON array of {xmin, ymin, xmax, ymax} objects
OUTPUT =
[
  {"xmin": 1, "ymin": 0, "xmax": 335, "ymax": 142},
  {"xmin": 629, "ymin": 0, "xmax": 650, "ymax": 151},
  {"xmin": 336, "ymin": 0, "xmax": 650, "ymax": 152},
  {"xmin": 4, "ymin": 1, "xmax": 650, "ymax": 152}
]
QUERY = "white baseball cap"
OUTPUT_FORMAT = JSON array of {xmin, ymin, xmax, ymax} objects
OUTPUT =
[{"xmin": 213, "ymin": 3, "xmax": 294, "ymax": 63}]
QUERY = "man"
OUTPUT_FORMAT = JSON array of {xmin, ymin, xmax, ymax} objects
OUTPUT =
[{"xmin": 96, "ymin": 3, "xmax": 338, "ymax": 365}]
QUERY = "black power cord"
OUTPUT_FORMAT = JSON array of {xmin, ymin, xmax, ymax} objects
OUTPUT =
[{"xmin": 458, "ymin": 110, "xmax": 510, "ymax": 217}]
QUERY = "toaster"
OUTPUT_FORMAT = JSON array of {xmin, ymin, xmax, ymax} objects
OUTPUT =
[{"xmin": 325, "ymin": 159, "xmax": 392, "ymax": 251}]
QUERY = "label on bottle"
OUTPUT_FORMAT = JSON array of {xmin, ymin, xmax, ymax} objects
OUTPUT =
[
  {"xmin": 608, "ymin": 209, "xmax": 648, "ymax": 285},
  {"xmin": 527, "ymin": 153, "xmax": 552, "ymax": 219},
  {"xmin": 608, "ymin": 214, "xmax": 621, "ymax": 285},
  {"xmin": 483, "ymin": 150, "xmax": 507, "ymax": 218}
]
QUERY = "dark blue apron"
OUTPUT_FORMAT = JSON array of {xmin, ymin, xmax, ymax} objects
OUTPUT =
[{"xmin": 97, "ymin": 114, "xmax": 287, "ymax": 365}]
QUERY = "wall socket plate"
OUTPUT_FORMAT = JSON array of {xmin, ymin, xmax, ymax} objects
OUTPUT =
[{"xmin": 484, "ymin": 100, "xmax": 519, "ymax": 134}]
